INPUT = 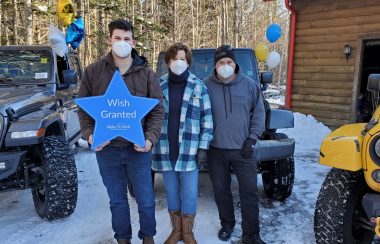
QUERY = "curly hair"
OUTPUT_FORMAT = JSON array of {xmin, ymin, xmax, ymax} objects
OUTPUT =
[{"xmin": 164, "ymin": 43, "xmax": 192, "ymax": 65}]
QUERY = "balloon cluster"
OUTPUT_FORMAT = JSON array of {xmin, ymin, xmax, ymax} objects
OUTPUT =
[
  {"xmin": 254, "ymin": 24, "xmax": 282, "ymax": 69},
  {"xmin": 56, "ymin": 0, "xmax": 85, "ymax": 49}
]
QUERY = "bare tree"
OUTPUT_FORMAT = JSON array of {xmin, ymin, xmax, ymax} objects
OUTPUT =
[
  {"xmin": 190, "ymin": 0, "xmax": 195, "ymax": 47},
  {"xmin": 233, "ymin": 0, "xmax": 238, "ymax": 47},
  {"xmin": 0, "ymin": 1, "xmax": 2, "ymax": 45},
  {"xmin": 172, "ymin": 0, "xmax": 176, "ymax": 43},
  {"xmin": 97, "ymin": 7, "xmax": 104, "ymax": 58},
  {"xmin": 221, "ymin": 0, "xmax": 227, "ymax": 44},
  {"xmin": 24, "ymin": 0, "xmax": 33, "ymax": 44},
  {"xmin": 12, "ymin": 0, "xmax": 18, "ymax": 44},
  {"xmin": 1, "ymin": 0, "xmax": 289, "ymax": 84}
]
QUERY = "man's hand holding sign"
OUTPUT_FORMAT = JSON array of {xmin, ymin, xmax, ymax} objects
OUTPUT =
[{"xmin": 75, "ymin": 70, "xmax": 159, "ymax": 151}]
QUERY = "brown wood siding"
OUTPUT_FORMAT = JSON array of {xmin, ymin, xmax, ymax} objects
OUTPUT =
[{"xmin": 291, "ymin": 0, "xmax": 380, "ymax": 127}]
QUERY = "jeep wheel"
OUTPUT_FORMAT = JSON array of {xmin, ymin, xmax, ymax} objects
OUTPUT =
[
  {"xmin": 32, "ymin": 135, "xmax": 78, "ymax": 220},
  {"xmin": 314, "ymin": 168, "xmax": 375, "ymax": 244},
  {"xmin": 260, "ymin": 132, "xmax": 295, "ymax": 201}
]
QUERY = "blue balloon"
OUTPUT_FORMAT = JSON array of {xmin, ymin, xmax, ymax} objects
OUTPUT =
[
  {"xmin": 66, "ymin": 17, "xmax": 85, "ymax": 49},
  {"xmin": 266, "ymin": 24, "xmax": 282, "ymax": 43}
]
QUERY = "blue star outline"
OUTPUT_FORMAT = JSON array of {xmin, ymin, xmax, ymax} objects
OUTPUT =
[{"xmin": 75, "ymin": 70, "xmax": 159, "ymax": 149}]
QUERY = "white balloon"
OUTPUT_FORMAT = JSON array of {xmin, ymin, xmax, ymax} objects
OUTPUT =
[{"xmin": 266, "ymin": 51, "xmax": 281, "ymax": 69}]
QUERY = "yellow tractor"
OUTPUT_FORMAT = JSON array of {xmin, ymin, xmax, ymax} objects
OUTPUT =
[{"xmin": 314, "ymin": 74, "xmax": 380, "ymax": 243}]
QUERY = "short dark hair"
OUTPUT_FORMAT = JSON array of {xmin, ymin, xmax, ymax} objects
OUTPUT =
[
  {"xmin": 108, "ymin": 19, "xmax": 134, "ymax": 38},
  {"xmin": 164, "ymin": 43, "xmax": 192, "ymax": 65}
]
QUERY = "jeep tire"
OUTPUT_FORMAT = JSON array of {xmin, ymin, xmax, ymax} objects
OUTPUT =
[
  {"xmin": 32, "ymin": 135, "xmax": 78, "ymax": 220},
  {"xmin": 314, "ymin": 168, "xmax": 374, "ymax": 244},
  {"xmin": 260, "ymin": 132, "xmax": 295, "ymax": 201}
]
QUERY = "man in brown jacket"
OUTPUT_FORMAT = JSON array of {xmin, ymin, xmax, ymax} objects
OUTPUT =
[{"xmin": 77, "ymin": 19, "xmax": 164, "ymax": 244}]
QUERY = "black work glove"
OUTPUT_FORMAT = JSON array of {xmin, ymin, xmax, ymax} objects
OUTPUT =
[
  {"xmin": 241, "ymin": 138, "xmax": 257, "ymax": 159},
  {"xmin": 196, "ymin": 149, "xmax": 208, "ymax": 169}
]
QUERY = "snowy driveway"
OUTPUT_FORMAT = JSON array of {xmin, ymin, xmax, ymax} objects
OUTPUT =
[
  {"xmin": 0, "ymin": 148, "xmax": 330, "ymax": 244},
  {"xmin": 0, "ymin": 114, "xmax": 331, "ymax": 244}
]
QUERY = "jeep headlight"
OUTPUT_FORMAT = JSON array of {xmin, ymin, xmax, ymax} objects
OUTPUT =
[
  {"xmin": 375, "ymin": 139, "xmax": 380, "ymax": 157},
  {"xmin": 370, "ymin": 135, "xmax": 380, "ymax": 167}
]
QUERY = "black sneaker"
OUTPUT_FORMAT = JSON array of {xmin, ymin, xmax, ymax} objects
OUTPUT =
[
  {"xmin": 239, "ymin": 234, "xmax": 266, "ymax": 244},
  {"xmin": 218, "ymin": 226, "xmax": 234, "ymax": 241}
]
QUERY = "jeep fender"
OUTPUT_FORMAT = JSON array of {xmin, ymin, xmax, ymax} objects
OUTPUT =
[
  {"xmin": 319, "ymin": 123, "xmax": 366, "ymax": 171},
  {"xmin": 5, "ymin": 110, "xmax": 65, "ymax": 147},
  {"xmin": 266, "ymin": 109, "xmax": 294, "ymax": 129}
]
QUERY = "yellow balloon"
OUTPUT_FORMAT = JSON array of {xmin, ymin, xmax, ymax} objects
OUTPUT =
[
  {"xmin": 57, "ymin": 0, "xmax": 76, "ymax": 26},
  {"xmin": 255, "ymin": 42, "xmax": 270, "ymax": 61}
]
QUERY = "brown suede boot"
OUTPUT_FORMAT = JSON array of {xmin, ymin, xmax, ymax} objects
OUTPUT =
[
  {"xmin": 142, "ymin": 237, "xmax": 155, "ymax": 244},
  {"xmin": 182, "ymin": 214, "xmax": 197, "ymax": 244},
  {"xmin": 164, "ymin": 210, "xmax": 183, "ymax": 244}
]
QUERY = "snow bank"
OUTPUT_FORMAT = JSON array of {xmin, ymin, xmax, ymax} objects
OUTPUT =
[{"xmin": 279, "ymin": 112, "xmax": 331, "ymax": 154}]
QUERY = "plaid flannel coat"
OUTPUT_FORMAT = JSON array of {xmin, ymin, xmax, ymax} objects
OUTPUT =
[{"xmin": 152, "ymin": 72, "xmax": 213, "ymax": 171}]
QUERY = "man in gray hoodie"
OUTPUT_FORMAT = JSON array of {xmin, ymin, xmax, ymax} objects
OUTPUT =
[{"xmin": 204, "ymin": 45, "xmax": 266, "ymax": 244}]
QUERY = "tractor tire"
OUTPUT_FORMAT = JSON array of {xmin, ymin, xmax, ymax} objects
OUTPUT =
[
  {"xmin": 260, "ymin": 132, "xmax": 295, "ymax": 201},
  {"xmin": 32, "ymin": 135, "xmax": 78, "ymax": 220},
  {"xmin": 314, "ymin": 168, "xmax": 375, "ymax": 244}
]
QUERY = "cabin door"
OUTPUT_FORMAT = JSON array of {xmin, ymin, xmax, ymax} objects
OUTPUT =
[{"xmin": 352, "ymin": 38, "xmax": 380, "ymax": 122}]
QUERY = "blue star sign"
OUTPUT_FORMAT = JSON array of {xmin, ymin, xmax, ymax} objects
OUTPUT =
[{"xmin": 75, "ymin": 70, "xmax": 159, "ymax": 149}]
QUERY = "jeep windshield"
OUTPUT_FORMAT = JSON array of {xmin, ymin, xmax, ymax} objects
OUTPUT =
[
  {"xmin": 156, "ymin": 48, "xmax": 259, "ymax": 81},
  {"xmin": 0, "ymin": 49, "xmax": 52, "ymax": 85}
]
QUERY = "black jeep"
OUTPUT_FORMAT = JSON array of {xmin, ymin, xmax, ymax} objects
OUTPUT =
[
  {"xmin": 155, "ymin": 48, "xmax": 296, "ymax": 201},
  {"xmin": 0, "ymin": 45, "xmax": 82, "ymax": 220}
]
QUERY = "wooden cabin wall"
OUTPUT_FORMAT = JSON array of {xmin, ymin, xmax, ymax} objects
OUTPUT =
[{"xmin": 291, "ymin": 0, "xmax": 380, "ymax": 127}]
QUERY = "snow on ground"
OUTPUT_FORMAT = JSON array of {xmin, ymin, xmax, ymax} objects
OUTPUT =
[
  {"xmin": 264, "ymin": 85, "xmax": 286, "ymax": 107},
  {"xmin": 0, "ymin": 113, "xmax": 332, "ymax": 244},
  {"xmin": 279, "ymin": 112, "xmax": 332, "ymax": 155}
]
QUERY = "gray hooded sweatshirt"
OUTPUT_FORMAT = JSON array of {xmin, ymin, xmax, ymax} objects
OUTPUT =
[{"xmin": 204, "ymin": 65, "xmax": 265, "ymax": 149}]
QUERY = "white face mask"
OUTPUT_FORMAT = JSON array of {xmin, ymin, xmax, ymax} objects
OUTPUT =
[
  {"xmin": 170, "ymin": 60, "xmax": 188, "ymax": 75},
  {"xmin": 112, "ymin": 41, "xmax": 132, "ymax": 58},
  {"xmin": 217, "ymin": 64, "xmax": 234, "ymax": 79}
]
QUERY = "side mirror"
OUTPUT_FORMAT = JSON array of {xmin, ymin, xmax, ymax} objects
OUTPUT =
[
  {"xmin": 260, "ymin": 71, "xmax": 273, "ymax": 85},
  {"xmin": 367, "ymin": 74, "xmax": 380, "ymax": 92},
  {"xmin": 62, "ymin": 70, "xmax": 78, "ymax": 85}
]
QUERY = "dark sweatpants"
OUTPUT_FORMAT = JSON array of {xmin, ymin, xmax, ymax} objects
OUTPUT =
[{"xmin": 208, "ymin": 146, "xmax": 260, "ymax": 236}]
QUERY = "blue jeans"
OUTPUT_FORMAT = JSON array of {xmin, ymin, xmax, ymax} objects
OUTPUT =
[
  {"xmin": 95, "ymin": 146, "xmax": 156, "ymax": 240},
  {"xmin": 162, "ymin": 168, "xmax": 199, "ymax": 214}
]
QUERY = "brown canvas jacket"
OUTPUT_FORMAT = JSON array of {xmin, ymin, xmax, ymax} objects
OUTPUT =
[{"xmin": 77, "ymin": 50, "xmax": 164, "ymax": 147}]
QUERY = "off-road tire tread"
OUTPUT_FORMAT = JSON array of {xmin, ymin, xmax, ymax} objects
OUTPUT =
[
  {"xmin": 261, "ymin": 132, "xmax": 295, "ymax": 201},
  {"xmin": 32, "ymin": 135, "xmax": 78, "ymax": 220},
  {"xmin": 314, "ymin": 168, "xmax": 374, "ymax": 244}
]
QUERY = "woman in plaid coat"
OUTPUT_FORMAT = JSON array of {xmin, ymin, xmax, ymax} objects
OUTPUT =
[{"xmin": 152, "ymin": 43, "xmax": 213, "ymax": 244}]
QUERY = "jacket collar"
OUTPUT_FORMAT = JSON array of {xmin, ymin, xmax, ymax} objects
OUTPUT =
[
  {"xmin": 104, "ymin": 49, "xmax": 147, "ymax": 74},
  {"xmin": 160, "ymin": 72, "xmax": 198, "ymax": 101}
]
